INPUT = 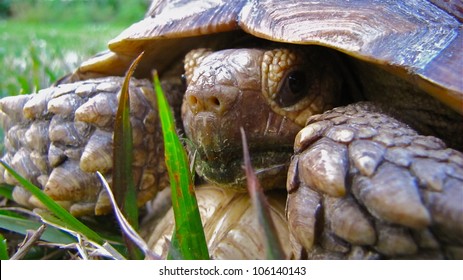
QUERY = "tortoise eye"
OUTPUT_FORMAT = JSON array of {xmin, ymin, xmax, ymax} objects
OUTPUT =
[
  {"xmin": 181, "ymin": 74, "xmax": 187, "ymax": 87},
  {"xmin": 277, "ymin": 70, "xmax": 308, "ymax": 107}
]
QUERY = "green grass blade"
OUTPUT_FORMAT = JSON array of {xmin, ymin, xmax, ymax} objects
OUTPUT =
[
  {"xmin": 44, "ymin": 66, "xmax": 58, "ymax": 83},
  {"xmin": 34, "ymin": 209, "xmax": 126, "ymax": 260},
  {"xmin": 113, "ymin": 52, "xmax": 142, "ymax": 228},
  {"xmin": 240, "ymin": 128, "xmax": 286, "ymax": 259},
  {"xmin": 0, "ymin": 209, "xmax": 26, "ymax": 219},
  {"xmin": 112, "ymin": 52, "xmax": 144, "ymax": 260},
  {"xmin": 0, "ymin": 184, "xmax": 14, "ymax": 200},
  {"xmin": 0, "ymin": 212, "xmax": 75, "ymax": 244},
  {"xmin": 29, "ymin": 44, "xmax": 41, "ymax": 92},
  {"xmin": 34, "ymin": 209, "xmax": 124, "ymax": 245},
  {"xmin": 166, "ymin": 226, "xmax": 182, "ymax": 260},
  {"xmin": 0, "ymin": 160, "xmax": 105, "ymax": 245},
  {"xmin": 16, "ymin": 76, "xmax": 31, "ymax": 94},
  {"xmin": 154, "ymin": 72, "xmax": 209, "ymax": 260},
  {"xmin": 0, "ymin": 233, "xmax": 9, "ymax": 260}
]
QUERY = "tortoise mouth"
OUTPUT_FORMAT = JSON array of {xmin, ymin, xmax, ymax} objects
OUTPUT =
[{"xmin": 194, "ymin": 147, "xmax": 293, "ymax": 190}]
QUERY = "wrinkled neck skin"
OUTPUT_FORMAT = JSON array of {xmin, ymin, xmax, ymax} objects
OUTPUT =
[
  {"xmin": 181, "ymin": 47, "xmax": 343, "ymax": 190},
  {"xmin": 348, "ymin": 59, "xmax": 463, "ymax": 150}
]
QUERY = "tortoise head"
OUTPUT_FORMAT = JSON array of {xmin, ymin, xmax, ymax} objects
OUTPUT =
[{"xmin": 181, "ymin": 47, "xmax": 344, "ymax": 189}]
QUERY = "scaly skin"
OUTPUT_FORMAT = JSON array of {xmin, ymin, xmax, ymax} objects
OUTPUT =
[
  {"xmin": 180, "ymin": 48, "xmax": 463, "ymax": 259},
  {"xmin": 288, "ymin": 102, "xmax": 463, "ymax": 259},
  {"xmin": 0, "ymin": 77, "xmax": 181, "ymax": 216},
  {"xmin": 182, "ymin": 47, "xmax": 343, "ymax": 190}
]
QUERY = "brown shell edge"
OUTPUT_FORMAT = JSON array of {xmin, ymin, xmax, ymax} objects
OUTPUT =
[{"xmin": 72, "ymin": 0, "xmax": 462, "ymax": 113}]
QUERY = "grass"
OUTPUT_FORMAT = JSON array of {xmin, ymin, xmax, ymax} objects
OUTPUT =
[
  {"xmin": 0, "ymin": 0, "xmax": 148, "ymax": 98},
  {"xmin": 154, "ymin": 72, "xmax": 209, "ymax": 260},
  {"xmin": 0, "ymin": 0, "xmax": 149, "ymax": 259},
  {"xmin": 0, "ymin": 20, "xmax": 128, "ymax": 153},
  {"xmin": 0, "ymin": 0, "xmax": 147, "ymax": 144},
  {"xmin": 0, "ymin": 20, "xmax": 127, "ymax": 98}
]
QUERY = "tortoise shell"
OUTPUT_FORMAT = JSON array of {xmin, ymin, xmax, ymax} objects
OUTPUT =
[{"xmin": 73, "ymin": 0, "xmax": 462, "ymax": 113}]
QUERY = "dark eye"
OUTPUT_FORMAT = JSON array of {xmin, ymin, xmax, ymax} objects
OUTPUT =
[
  {"xmin": 181, "ymin": 74, "xmax": 187, "ymax": 87},
  {"xmin": 277, "ymin": 70, "xmax": 308, "ymax": 107}
]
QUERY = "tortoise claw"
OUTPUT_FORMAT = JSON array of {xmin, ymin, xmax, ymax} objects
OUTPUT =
[
  {"xmin": 297, "ymin": 137, "xmax": 348, "ymax": 197},
  {"xmin": 352, "ymin": 162, "xmax": 431, "ymax": 229},
  {"xmin": 287, "ymin": 177, "xmax": 321, "ymax": 250}
]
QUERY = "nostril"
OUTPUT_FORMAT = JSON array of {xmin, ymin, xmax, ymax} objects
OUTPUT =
[
  {"xmin": 186, "ymin": 93, "xmax": 225, "ymax": 114},
  {"xmin": 209, "ymin": 96, "xmax": 220, "ymax": 108},
  {"xmin": 188, "ymin": 95, "xmax": 198, "ymax": 106},
  {"xmin": 207, "ymin": 96, "xmax": 225, "ymax": 113},
  {"xmin": 187, "ymin": 95, "xmax": 203, "ymax": 113}
]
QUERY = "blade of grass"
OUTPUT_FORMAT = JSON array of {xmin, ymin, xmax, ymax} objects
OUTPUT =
[
  {"xmin": 0, "ymin": 209, "xmax": 29, "ymax": 219},
  {"xmin": 44, "ymin": 66, "xmax": 58, "ymax": 83},
  {"xmin": 75, "ymin": 235, "xmax": 90, "ymax": 260},
  {"xmin": 112, "ymin": 52, "xmax": 144, "ymax": 260},
  {"xmin": 36, "ymin": 209, "xmax": 126, "ymax": 260},
  {"xmin": 113, "ymin": 52, "xmax": 142, "ymax": 227},
  {"xmin": 0, "ymin": 212, "xmax": 75, "ymax": 244},
  {"xmin": 16, "ymin": 76, "xmax": 31, "ymax": 94},
  {"xmin": 33, "ymin": 209, "xmax": 123, "ymax": 246},
  {"xmin": 0, "ymin": 234, "xmax": 9, "ymax": 260},
  {"xmin": 154, "ymin": 71, "xmax": 209, "ymax": 260},
  {"xmin": 0, "ymin": 184, "xmax": 14, "ymax": 200},
  {"xmin": 166, "ymin": 226, "xmax": 182, "ymax": 260},
  {"xmin": 240, "ymin": 127, "xmax": 286, "ymax": 259},
  {"xmin": 97, "ymin": 172, "xmax": 160, "ymax": 260},
  {"xmin": 0, "ymin": 160, "xmax": 106, "ymax": 245},
  {"xmin": 29, "ymin": 44, "xmax": 41, "ymax": 93}
]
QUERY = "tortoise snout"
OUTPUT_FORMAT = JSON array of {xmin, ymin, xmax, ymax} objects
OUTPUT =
[
  {"xmin": 185, "ymin": 86, "xmax": 239, "ymax": 116},
  {"xmin": 186, "ymin": 93, "xmax": 222, "ymax": 115}
]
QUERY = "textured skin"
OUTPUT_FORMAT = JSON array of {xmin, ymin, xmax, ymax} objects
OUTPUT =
[
  {"xmin": 181, "ymin": 48, "xmax": 342, "ymax": 190},
  {"xmin": 288, "ymin": 102, "xmax": 463, "ymax": 259},
  {"xmin": 0, "ymin": 77, "xmax": 174, "ymax": 216},
  {"xmin": 166, "ymin": 46, "xmax": 463, "ymax": 259}
]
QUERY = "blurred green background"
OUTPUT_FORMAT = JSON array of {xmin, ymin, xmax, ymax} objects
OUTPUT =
[{"xmin": 0, "ymin": 0, "xmax": 149, "ymax": 98}]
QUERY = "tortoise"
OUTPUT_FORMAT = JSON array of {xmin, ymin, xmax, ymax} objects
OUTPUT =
[{"xmin": 0, "ymin": 0, "xmax": 462, "ymax": 259}]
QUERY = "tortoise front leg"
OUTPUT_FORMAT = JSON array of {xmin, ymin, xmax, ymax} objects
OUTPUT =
[
  {"xmin": 0, "ymin": 77, "xmax": 183, "ymax": 216},
  {"xmin": 287, "ymin": 102, "xmax": 463, "ymax": 259}
]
